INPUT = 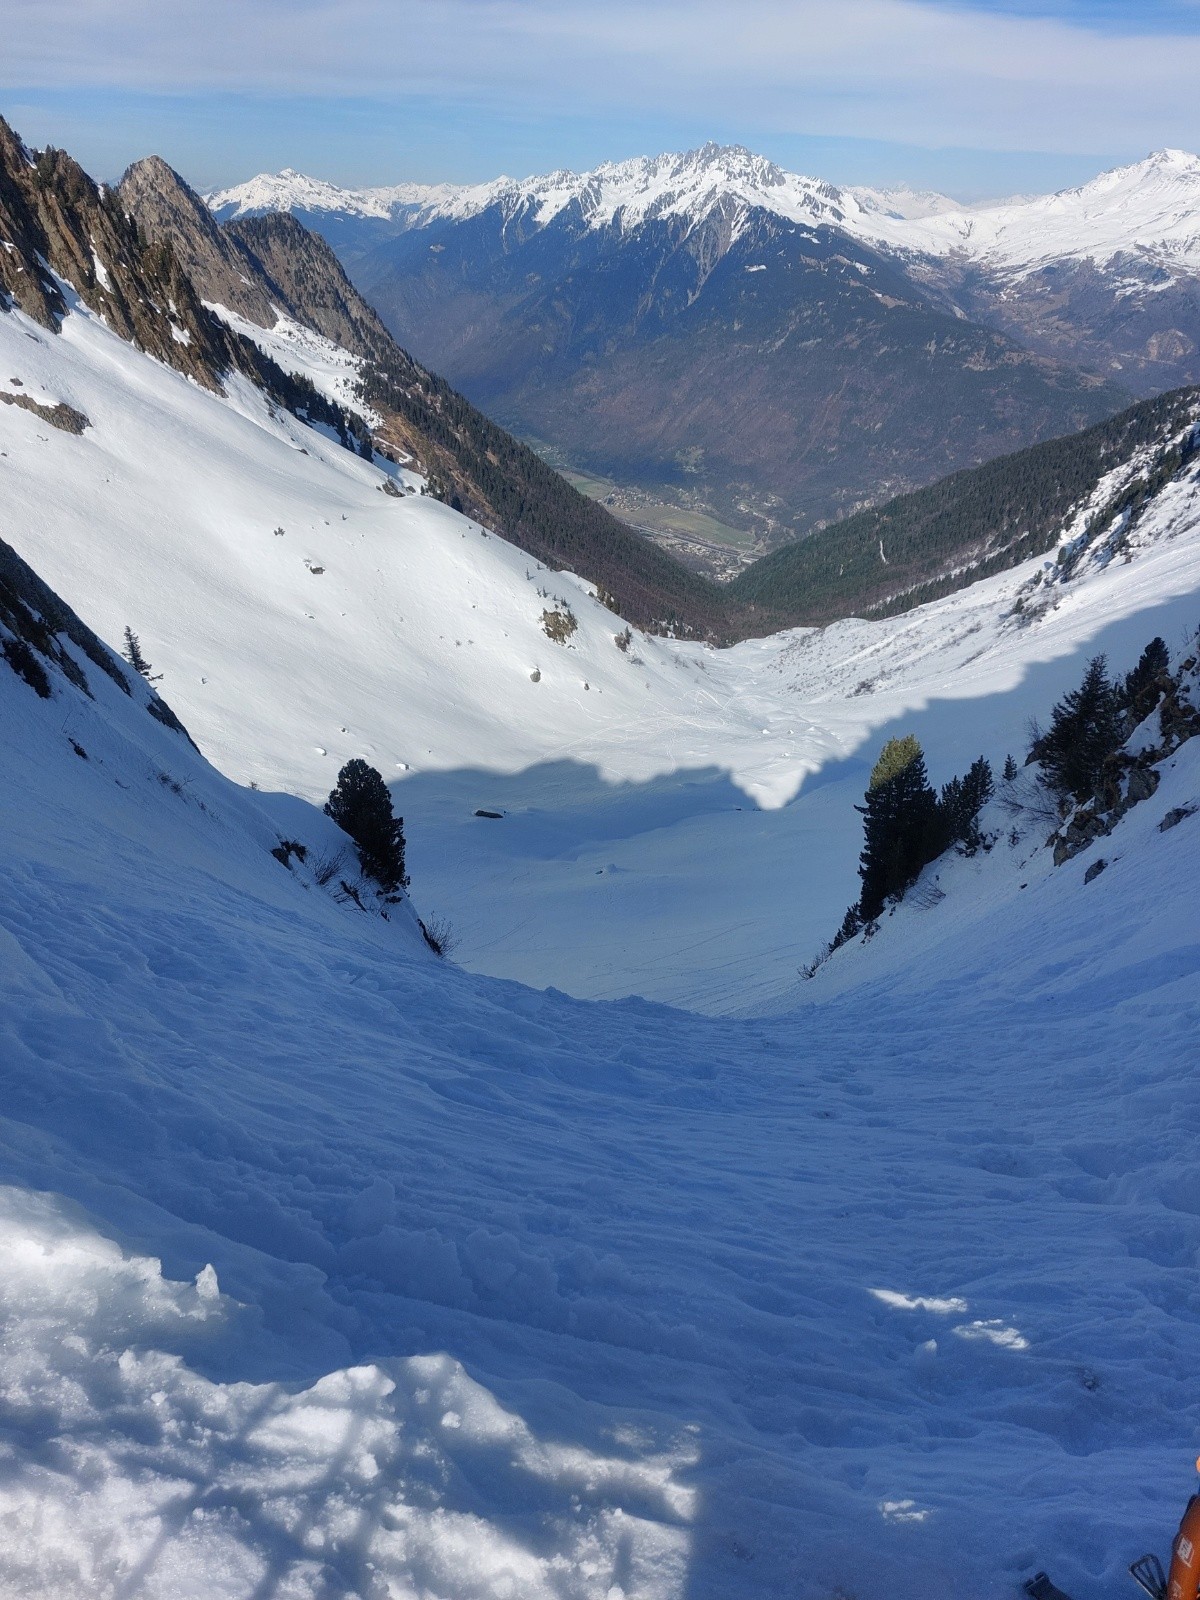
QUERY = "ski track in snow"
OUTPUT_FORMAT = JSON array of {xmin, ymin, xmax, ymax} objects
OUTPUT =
[{"xmin": 1, "ymin": 292, "xmax": 1200, "ymax": 1598}]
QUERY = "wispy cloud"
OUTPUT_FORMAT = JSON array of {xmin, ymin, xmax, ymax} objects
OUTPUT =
[{"xmin": 4, "ymin": 0, "xmax": 1200, "ymax": 157}]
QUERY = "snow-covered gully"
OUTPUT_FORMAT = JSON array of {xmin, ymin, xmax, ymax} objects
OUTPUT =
[{"xmin": 2, "ymin": 290, "xmax": 1199, "ymax": 1599}]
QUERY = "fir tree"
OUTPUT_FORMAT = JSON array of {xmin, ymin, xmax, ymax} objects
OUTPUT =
[
  {"xmin": 857, "ymin": 735, "xmax": 939, "ymax": 919},
  {"xmin": 324, "ymin": 758, "xmax": 409, "ymax": 893},
  {"xmin": 1003, "ymin": 753, "xmax": 1018, "ymax": 782},
  {"xmin": 1122, "ymin": 636, "xmax": 1169, "ymax": 723},
  {"xmin": 1030, "ymin": 655, "xmax": 1121, "ymax": 803},
  {"xmin": 122, "ymin": 626, "xmax": 161, "ymax": 682}
]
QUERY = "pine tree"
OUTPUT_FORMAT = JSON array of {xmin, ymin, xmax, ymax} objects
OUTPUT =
[
  {"xmin": 1003, "ymin": 753, "xmax": 1018, "ymax": 782},
  {"xmin": 122, "ymin": 626, "xmax": 161, "ymax": 682},
  {"xmin": 1122, "ymin": 636, "xmax": 1169, "ymax": 723},
  {"xmin": 857, "ymin": 735, "xmax": 939, "ymax": 919},
  {"xmin": 1030, "ymin": 655, "xmax": 1121, "ymax": 802},
  {"xmin": 324, "ymin": 758, "xmax": 408, "ymax": 893}
]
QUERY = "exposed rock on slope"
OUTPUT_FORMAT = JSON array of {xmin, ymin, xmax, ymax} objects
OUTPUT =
[
  {"xmin": 0, "ymin": 119, "xmax": 372, "ymax": 473},
  {"xmin": 0, "ymin": 120, "xmax": 232, "ymax": 389}
]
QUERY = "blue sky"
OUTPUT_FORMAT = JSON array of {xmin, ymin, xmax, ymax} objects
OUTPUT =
[{"xmin": 4, "ymin": 0, "xmax": 1200, "ymax": 198}]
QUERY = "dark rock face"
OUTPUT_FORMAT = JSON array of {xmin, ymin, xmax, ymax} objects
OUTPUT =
[
  {"xmin": 342, "ymin": 200, "xmax": 1129, "ymax": 546},
  {"xmin": 225, "ymin": 214, "xmax": 395, "ymax": 359},
  {"xmin": 118, "ymin": 155, "xmax": 279, "ymax": 328},
  {"xmin": 0, "ymin": 120, "xmax": 232, "ymax": 390}
]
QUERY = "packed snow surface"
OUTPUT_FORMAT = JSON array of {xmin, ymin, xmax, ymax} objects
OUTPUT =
[{"xmin": 211, "ymin": 142, "xmax": 1200, "ymax": 276}]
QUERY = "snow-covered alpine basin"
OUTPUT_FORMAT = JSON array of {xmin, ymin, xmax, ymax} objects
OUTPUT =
[{"xmin": 3, "ymin": 294, "xmax": 1200, "ymax": 1012}]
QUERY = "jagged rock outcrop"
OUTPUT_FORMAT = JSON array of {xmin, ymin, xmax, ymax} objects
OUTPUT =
[
  {"xmin": 0, "ymin": 119, "xmax": 234, "ymax": 390},
  {"xmin": 118, "ymin": 155, "xmax": 279, "ymax": 328}
]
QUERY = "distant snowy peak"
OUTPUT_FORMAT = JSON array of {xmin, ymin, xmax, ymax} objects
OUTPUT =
[
  {"xmin": 212, "ymin": 144, "xmax": 870, "ymax": 239},
  {"xmin": 210, "ymin": 143, "xmax": 1200, "ymax": 273},
  {"xmin": 208, "ymin": 167, "xmax": 467, "ymax": 222},
  {"xmin": 846, "ymin": 184, "xmax": 966, "ymax": 222},
  {"xmin": 877, "ymin": 148, "xmax": 1200, "ymax": 275}
]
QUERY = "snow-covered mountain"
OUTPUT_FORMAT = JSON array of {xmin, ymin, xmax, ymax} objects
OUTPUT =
[
  {"xmin": 211, "ymin": 142, "xmax": 1200, "ymax": 278},
  {"xmin": 245, "ymin": 143, "xmax": 1130, "ymax": 549},
  {"xmin": 212, "ymin": 145, "xmax": 1200, "ymax": 526},
  {"xmin": 875, "ymin": 147, "xmax": 1200, "ymax": 278},
  {"xmin": 210, "ymin": 144, "xmax": 857, "ymax": 237},
  {"xmin": 209, "ymin": 164, "xmax": 466, "ymax": 222}
]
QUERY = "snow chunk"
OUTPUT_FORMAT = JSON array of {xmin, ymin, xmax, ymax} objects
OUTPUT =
[{"xmin": 870, "ymin": 1288, "xmax": 969, "ymax": 1314}]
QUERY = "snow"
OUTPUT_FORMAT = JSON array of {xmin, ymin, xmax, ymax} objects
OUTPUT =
[
  {"xmin": 208, "ymin": 302, "xmax": 380, "ymax": 422},
  {"xmin": 862, "ymin": 147, "xmax": 1200, "ymax": 279},
  {"xmin": 2, "ymin": 544, "xmax": 1200, "ymax": 1598},
  {"xmin": 209, "ymin": 143, "xmax": 1200, "ymax": 280},
  {"xmin": 3, "ymin": 247, "xmax": 1200, "ymax": 1599},
  {"xmin": 207, "ymin": 166, "xmax": 470, "ymax": 223},
  {"xmin": 90, "ymin": 248, "xmax": 114, "ymax": 293}
]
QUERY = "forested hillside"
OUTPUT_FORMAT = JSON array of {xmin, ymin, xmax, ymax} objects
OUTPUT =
[{"xmin": 730, "ymin": 385, "xmax": 1200, "ymax": 627}]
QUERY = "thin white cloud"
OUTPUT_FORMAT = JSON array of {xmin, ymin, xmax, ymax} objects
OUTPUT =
[{"xmin": 4, "ymin": 0, "xmax": 1200, "ymax": 156}]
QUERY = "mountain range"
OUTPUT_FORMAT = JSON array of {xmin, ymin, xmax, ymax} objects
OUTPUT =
[{"xmin": 212, "ymin": 144, "xmax": 1200, "ymax": 554}]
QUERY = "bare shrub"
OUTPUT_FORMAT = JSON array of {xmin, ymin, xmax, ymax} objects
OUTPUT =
[
  {"xmin": 310, "ymin": 848, "xmax": 346, "ymax": 887},
  {"xmin": 420, "ymin": 914, "xmax": 459, "ymax": 959},
  {"xmin": 541, "ymin": 606, "xmax": 578, "ymax": 644}
]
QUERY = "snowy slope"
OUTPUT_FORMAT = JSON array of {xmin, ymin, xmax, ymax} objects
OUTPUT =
[
  {"xmin": 3, "ymin": 523, "xmax": 1200, "ymax": 1600},
  {"xmin": 211, "ymin": 143, "xmax": 1200, "ymax": 276},
  {"xmin": 3, "ymin": 294, "xmax": 1200, "ymax": 1015},
  {"xmin": 0, "ymin": 297, "xmax": 780, "ymax": 803}
]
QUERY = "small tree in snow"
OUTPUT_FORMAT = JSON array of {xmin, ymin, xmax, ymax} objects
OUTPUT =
[
  {"xmin": 324, "ymin": 758, "xmax": 409, "ymax": 894},
  {"xmin": 856, "ymin": 735, "xmax": 939, "ymax": 920},
  {"xmin": 1029, "ymin": 655, "xmax": 1121, "ymax": 803},
  {"xmin": 122, "ymin": 627, "xmax": 161, "ymax": 683}
]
